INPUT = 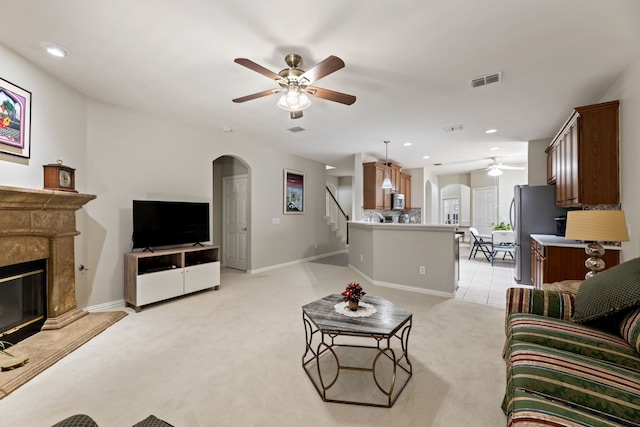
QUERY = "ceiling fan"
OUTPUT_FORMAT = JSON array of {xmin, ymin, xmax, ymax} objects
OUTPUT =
[
  {"xmin": 484, "ymin": 157, "xmax": 526, "ymax": 176},
  {"xmin": 232, "ymin": 53, "xmax": 356, "ymax": 119}
]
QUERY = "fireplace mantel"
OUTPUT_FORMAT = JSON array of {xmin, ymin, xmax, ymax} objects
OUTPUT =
[{"xmin": 0, "ymin": 185, "xmax": 96, "ymax": 329}]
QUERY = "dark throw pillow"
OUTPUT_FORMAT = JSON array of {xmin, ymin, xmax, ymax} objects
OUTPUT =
[
  {"xmin": 571, "ymin": 257, "xmax": 640, "ymax": 323},
  {"xmin": 133, "ymin": 415, "xmax": 175, "ymax": 427}
]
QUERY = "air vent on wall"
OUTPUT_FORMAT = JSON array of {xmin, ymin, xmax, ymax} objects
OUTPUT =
[{"xmin": 470, "ymin": 72, "xmax": 503, "ymax": 88}]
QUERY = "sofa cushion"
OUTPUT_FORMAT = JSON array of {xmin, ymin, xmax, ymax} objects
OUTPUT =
[
  {"xmin": 620, "ymin": 307, "xmax": 640, "ymax": 353},
  {"xmin": 572, "ymin": 257, "xmax": 640, "ymax": 323},
  {"xmin": 505, "ymin": 313, "xmax": 640, "ymax": 372},
  {"xmin": 503, "ymin": 341, "xmax": 640, "ymax": 425},
  {"xmin": 51, "ymin": 414, "xmax": 99, "ymax": 427},
  {"xmin": 133, "ymin": 415, "xmax": 174, "ymax": 427},
  {"xmin": 507, "ymin": 389, "xmax": 629, "ymax": 427}
]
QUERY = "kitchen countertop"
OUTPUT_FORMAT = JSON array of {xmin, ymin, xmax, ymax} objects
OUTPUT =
[
  {"xmin": 349, "ymin": 221, "xmax": 456, "ymax": 232},
  {"xmin": 530, "ymin": 234, "xmax": 622, "ymax": 250}
]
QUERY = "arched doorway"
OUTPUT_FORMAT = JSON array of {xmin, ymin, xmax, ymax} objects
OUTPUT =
[{"xmin": 213, "ymin": 155, "xmax": 251, "ymax": 271}]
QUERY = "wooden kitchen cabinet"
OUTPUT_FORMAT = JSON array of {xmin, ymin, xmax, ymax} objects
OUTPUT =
[
  {"xmin": 363, "ymin": 162, "xmax": 411, "ymax": 209},
  {"xmin": 400, "ymin": 172, "xmax": 411, "ymax": 209},
  {"xmin": 530, "ymin": 238, "xmax": 620, "ymax": 289},
  {"xmin": 546, "ymin": 100, "xmax": 619, "ymax": 207},
  {"xmin": 363, "ymin": 162, "xmax": 388, "ymax": 209}
]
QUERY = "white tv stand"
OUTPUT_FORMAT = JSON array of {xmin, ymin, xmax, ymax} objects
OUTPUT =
[{"xmin": 124, "ymin": 245, "xmax": 220, "ymax": 312}]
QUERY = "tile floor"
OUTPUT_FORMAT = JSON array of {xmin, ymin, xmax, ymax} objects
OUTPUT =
[{"xmin": 456, "ymin": 241, "xmax": 532, "ymax": 308}]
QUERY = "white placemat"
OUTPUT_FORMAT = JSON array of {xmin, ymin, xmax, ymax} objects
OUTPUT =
[{"xmin": 333, "ymin": 301, "xmax": 377, "ymax": 317}]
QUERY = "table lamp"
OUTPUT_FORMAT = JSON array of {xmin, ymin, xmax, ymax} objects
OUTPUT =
[{"xmin": 564, "ymin": 210, "xmax": 629, "ymax": 279}]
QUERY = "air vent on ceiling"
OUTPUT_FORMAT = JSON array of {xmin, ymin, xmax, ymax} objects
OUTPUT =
[
  {"xmin": 443, "ymin": 124, "xmax": 464, "ymax": 132},
  {"xmin": 287, "ymin": 126, "xmax": 306, "ymax": 133},
  {"xmin": 470, "ymin": 72, "xmax": 503, "ymax": 88}
]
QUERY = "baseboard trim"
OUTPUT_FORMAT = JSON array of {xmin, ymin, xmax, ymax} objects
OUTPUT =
[
  {"xmin": 85, "ymin": 299, "xmax": 126, "ymax": 312},
  {"xmin": 348, "ymin": 264, "xmax": 454, "ymax": 299},
  {"xmin": 248, "ymin": 249, "xmax": 347, "ymax": 274}
]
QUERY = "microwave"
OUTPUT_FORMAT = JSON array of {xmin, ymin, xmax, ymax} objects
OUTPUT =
[{"xmin": 391, "ymin": 193, "xmax": 405, "ymax": 210}]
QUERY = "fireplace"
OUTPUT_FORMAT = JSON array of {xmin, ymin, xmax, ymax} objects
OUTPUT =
[
  {"xmin": 0, "ymin": 259, "xmax": 47, "ymax": 343},
  {"xmin": 0, "ymin": 185, "xmax": 96, "ymax": 338}
]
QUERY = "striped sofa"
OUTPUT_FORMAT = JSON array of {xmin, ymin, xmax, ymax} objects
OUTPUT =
[{"xmin": 502, "ymin": 287, "xmax": 640, "ymax": 427}]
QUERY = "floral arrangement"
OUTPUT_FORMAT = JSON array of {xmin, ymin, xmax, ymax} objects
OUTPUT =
[{"xmin": 342, "ymin": 282, "xmax": 366, "ymax": 303}]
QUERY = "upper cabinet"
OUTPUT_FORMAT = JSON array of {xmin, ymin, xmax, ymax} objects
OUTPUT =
[
  {"xmin": 363, "ymin": 162, "xmax": 411, "ymax": 209},
  {"xmin": 546, "ymin": 100, "xmax": 620, "ymax": 207}
]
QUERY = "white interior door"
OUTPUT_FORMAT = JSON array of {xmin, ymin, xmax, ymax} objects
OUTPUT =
[
  {"xmin": 223, "ymin": 175, "xmax": 248, "ymax": 270},
  {"xmin": 473, "ymin": 187, "xmax": 497, "ymax": 236}
]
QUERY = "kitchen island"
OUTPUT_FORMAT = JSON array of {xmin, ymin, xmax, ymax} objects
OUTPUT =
[{"xmin": 348, "ymin": 221, "xmax": 459, "ymax": 297}]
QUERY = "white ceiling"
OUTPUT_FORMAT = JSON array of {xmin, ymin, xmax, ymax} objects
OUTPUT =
[{"xmin": 2, "ymin": 0, "xmax": 639, "ymax": 176}]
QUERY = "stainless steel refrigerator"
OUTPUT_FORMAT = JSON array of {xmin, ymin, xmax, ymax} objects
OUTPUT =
[{"xmin": 509, "ymin": 185, "xmax": 567, "ymax": 285}]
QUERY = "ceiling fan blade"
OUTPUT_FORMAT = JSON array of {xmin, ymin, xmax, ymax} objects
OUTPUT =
[
  {"xmin": 290, "ymin": 110, "xmax": 303, "ymax": 119},
  {"xmin": 232, "ymin": 88, "xmax": 281, "ymax": 103},
  {"xmin": 306, "ymin": 86, "xmax": 356, "ymax": 105},
  {"xmin": 234, "ymin": 58, "xmax": 281, "ymax": 81},
  {"xmin": 499, "ymin": 165, "xmax": 526, "ymax": 170},
  {"xmin": 299, "ymin": 56, "xmax": 345, "ymax": 83}
]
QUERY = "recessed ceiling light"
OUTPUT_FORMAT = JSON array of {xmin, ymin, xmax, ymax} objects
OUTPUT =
[
  {"xmin": 403, "ymin": 142, "xmax": 412, "ymax": 147},
  {"xmin": 486, "ymin": 129, "xmax": 498, "ymax": 134},
  {"xmin": 39, "ymin": 42, "xmax": 68, "ymax": 58},
  {"xmin": 422, "ymin": 155, "xmax": 430, "ymax": 159},
  {"xmin": 489, "ymin": 147, "xmax": 499, "ymax": 151}
]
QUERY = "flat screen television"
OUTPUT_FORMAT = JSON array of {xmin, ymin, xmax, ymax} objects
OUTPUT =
[{"xmin": 132, "ymin": 200, "xmax": 210, "ymax": 250}]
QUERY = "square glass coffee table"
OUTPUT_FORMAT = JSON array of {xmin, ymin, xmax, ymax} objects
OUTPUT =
[{"xmin": 302, "ymin": 294, "xmax": 412, "ymax": 407}]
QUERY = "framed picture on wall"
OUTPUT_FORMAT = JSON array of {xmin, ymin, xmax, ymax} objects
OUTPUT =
[
  {"xmin": 0, "ymin": 77, "xmax": 32, "ymax": 158},
  {"xmin": 284, "ymin": 169, "xmax": 305, "ymax": 214}
]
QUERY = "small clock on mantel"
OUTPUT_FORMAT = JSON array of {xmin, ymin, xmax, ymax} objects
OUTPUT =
[{"xmin": 43, "ymin": 160, "xmax": 77, "ymax": 192}]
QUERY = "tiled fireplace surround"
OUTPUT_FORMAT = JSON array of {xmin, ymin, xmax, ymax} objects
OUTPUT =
[{"xmin": 0, "ymin": 185, "xmax": 95, "ymax": 330}]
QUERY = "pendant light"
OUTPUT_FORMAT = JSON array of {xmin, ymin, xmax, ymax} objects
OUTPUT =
[{"xmin": 381, "ymin": 140, "xmax": 393, "ymax": 189}]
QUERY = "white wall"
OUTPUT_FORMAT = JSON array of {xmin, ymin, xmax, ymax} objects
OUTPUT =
[
  {"xmin": 337, "ymin": 176, "xmax": 353, "ymax": 219},
  {"xmin": 601, "ymin": 54, "xmax": 640, "ymax": 260},
  {"xmin": 528, "ymin": 139, "xmax": 551, "ymax": 186}
]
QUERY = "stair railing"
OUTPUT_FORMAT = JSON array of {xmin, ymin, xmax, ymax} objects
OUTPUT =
[{"xmin": 325, "ymin": 186, "xmax": 349, "ymax": 245}]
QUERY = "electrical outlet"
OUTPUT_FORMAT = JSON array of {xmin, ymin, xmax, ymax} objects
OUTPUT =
[
  {"xmin": 314, "ymin": 243, "xmax": 318, "ymax": 249},
  {"xmin": 360, "ymin": 254, "xmax": 364, "ymax": 262},
  {"xmin": 419, "ymin": 266, "xmax": 426, "ymax": 275},
  {"xmin": 272, "ymin": 218, "xmax": 280, "ymax": 224}
]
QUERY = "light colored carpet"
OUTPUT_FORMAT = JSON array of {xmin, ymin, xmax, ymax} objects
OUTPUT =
[
  {"xmin": 0, "ymin": 258, "xmax": 508, "ymax": 426},
  {"xmin": 0, "ymin": 311, "xmax": 127, "ymax": 399}
]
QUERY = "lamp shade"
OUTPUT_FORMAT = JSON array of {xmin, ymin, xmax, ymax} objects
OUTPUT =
[{"xmin": 565, "ymin": 210, "xmax": 629, "ymax": 242}]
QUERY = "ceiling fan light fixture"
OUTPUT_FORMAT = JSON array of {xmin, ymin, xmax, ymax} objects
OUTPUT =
[
  {"xmin": 487, "ymin": 167, "xmax": 503, "ymax": 177},
  {"xmin": 277, "ymin": 86, "xmax": 311, "ymax": 112}
]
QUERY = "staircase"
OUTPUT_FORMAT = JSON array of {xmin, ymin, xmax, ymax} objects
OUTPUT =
[{"xmin": 326, "ymin": 186, "xmax": 349, "ymax": 245}]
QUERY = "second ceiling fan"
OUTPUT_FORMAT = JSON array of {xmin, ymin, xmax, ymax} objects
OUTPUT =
[
  {"xmin": 484, "ymin": 157, "xmax": 525, "ymax": 176},
  {"xmin": 232, "ymin": 53, "xmax": 356, "ymax": 119}
]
